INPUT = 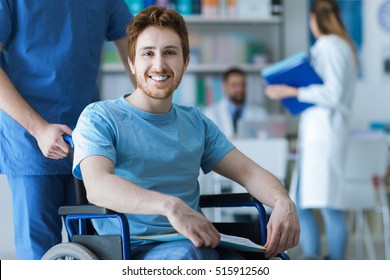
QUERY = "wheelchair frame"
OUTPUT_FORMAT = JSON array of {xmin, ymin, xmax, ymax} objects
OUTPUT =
[{"xmin": 42, "ymin": 136, "xmax": 290, "ymax": 260}]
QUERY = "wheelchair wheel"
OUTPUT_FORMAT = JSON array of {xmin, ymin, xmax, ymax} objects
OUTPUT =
[{"xmin": 41, "ymin": 242, "xmax": 99, "ymax": 260}]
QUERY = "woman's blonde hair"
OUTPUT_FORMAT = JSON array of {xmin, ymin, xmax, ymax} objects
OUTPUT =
[{"xmin": 311, "ymin": 0, "xmax": 359, "ymax": 68}]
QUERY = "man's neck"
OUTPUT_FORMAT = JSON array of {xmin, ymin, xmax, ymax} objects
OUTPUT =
[{"xmin": 125, "ymin": 90, "xmax": 173, "ymax": 114}]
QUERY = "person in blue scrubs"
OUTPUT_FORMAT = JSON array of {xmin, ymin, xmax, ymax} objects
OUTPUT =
[{"xmin": 0, "ymin": 0, "xmax": 134, "ymax": 259}]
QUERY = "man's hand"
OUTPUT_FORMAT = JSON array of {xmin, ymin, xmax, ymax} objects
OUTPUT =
[
  {"xmin": 34, "ymin": 123, "xmax": 73, "ymax": 159},
  {"xmin": 263, "ymin": 197, "xmax": 300, "ymax": 258},
  {"xmin": 166, "ymin": 198, "xmax": 221, "ymax": 248}
]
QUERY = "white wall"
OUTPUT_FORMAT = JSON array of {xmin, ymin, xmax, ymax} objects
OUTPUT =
[
  {"xmin": 99, "ymin": 72, "xmax": 134, "ymax": 101},
  {"xmin": 283, "ymin": 0, "xmax": 309, "ymax": 134},
  {"xmin": 351, "ymin": 0, "xmax": 390, "ymax": 130},
  {"xmin": 283, "ymin": 0, "xmax": 310, "ymax": 57},
  {"xmin": 0, "ymin": 175, "xmax": 16, "ymax": 259}
]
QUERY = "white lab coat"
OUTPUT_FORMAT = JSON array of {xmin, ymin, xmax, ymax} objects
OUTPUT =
[
  {"xmin": 290, "ymin": 35, "xmax": 357, "ymax": 209},
  {"xmin": 203, "ymin": 98, "xmax": 268, "ymax": 139}
]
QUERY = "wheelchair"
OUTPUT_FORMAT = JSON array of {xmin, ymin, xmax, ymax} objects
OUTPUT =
[{"xmin": 42, "ymin": 136, "xmax": 290, "ymax": 260}]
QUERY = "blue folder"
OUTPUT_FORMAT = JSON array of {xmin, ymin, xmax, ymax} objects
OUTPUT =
[{"xmin": 261, "ymin": 52, "xmax": 323, "ymax": 115}]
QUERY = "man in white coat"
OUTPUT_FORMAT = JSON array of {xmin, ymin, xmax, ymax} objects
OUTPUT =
[
  {"xmin": 202, "ymin": 68, "xmax": 269, "ymax": 221},
  {"xmin": 203, "ymin": 67, "xmax": 268, "ymax": 139}
]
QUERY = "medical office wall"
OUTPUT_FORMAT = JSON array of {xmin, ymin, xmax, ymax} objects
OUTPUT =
[{"xmin": 352, "ymin": 0, "xmax": 390, "ymax": 130}]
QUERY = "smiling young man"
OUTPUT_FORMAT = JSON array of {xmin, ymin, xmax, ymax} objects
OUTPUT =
[{"xmin": 72, "ymin": 5, "xmax": 300, "ymax": 260}]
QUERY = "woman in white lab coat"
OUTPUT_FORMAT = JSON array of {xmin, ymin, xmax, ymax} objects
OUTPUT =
[{"xmin": 265, "ymin": 0, "xmax": 358, "ymax": 259}]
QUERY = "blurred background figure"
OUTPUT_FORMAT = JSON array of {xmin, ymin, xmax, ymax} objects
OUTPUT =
[
  {"xmin": 203, "ymin": 67, "xmax": 268, "ymax": 139},
  {"xmin": 203, "ymin": 67, "xmax": 270, "ymax": 222},
  {"xmin": 265, "ymin": 0, "xmax": 359, "ymax": 260}
]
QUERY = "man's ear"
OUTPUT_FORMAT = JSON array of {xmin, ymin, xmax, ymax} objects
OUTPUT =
[
  {"xmin": 128, "ymin": 57, "xmax": 135, "ymax": 74},
  {"xmin": 183, "ymin": 55, "xmax": 190, "ymax": 72}
]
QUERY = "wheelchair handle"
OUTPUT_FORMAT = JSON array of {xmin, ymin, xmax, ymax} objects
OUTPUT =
[{"xmin": 64, "ymin": 134, "xmax": 74, "ymax": 149}]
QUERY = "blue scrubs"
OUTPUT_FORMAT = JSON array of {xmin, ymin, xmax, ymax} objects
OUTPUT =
[{"xmin": 0, "ymin": 0, "xmax": 132, "ymax": 259}]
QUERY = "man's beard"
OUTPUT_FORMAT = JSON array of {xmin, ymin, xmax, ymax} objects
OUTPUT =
[{"xmin": 134, "ymin": 69, "xmax": 185, "ymax": 100}]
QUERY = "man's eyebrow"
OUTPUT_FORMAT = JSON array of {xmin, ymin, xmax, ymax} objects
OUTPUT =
[
  {"xmin": 163, "ymin": 45, "xmax": 180, "ymax": 50},
  {"xmin": 138, "ymin": 45, "xmax": 180, "ymax": 51},
  {"xmin": 138, "ymin": 46, "xmax": 155, "ymax": 51}
]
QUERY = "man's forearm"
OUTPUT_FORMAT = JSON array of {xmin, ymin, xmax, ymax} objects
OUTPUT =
[
  {"xmin": 213, "ymin": 148, "xmax": 291, "ymax": 208},
  {"xmin": 0, "ymin": 67, "xmax": 48, "ymax": 137},
  {"xmin": 81, "ymin": 158, "xmax": 178, "ymax": 216},
  {"xmin": 244, "ymin": 166, "xmax": 292, "ymax": 209}
]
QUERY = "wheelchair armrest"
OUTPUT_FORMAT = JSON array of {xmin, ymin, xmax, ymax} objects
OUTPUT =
[
  {"xmin": 58, "ymin": 204, "xmax": 117, "ymax": 216},
  {"xmin": 199, "ymin": 193, "xmax": 258, "ymax": 207},
  {"xmin": 200, "ymin": 193, "xmax": 268, "ymax": 246}
]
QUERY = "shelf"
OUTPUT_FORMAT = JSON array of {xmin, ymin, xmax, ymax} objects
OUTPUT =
[
  {"xmin": 101, "ymin": 63, "xmax": 127, "ymax": 73},
  {"xmin": 185, "ymin": 63, "xmax": 266, "ymax": 73},
  {"xmin": 183, "ymin": 15, "xmax": 282, "ymax": 25},
  {"xmin": 100, "ymin": 63, "xmax": 267, "ymax": 74}
]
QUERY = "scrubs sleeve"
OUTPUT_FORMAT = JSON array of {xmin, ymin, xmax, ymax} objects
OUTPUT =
[
  {"xmin": 200, "ymin": 112, "xmax": 235, "ymax": 174},
  {"xmin": 0, "ymin": 0, "xmax": 12, "ymax": 47},
  {"xmin": 106, "ymin": 0, "xmax": 133, "ymax": 41},
  {"xmin": 72, "ymin": 104, "xmax": 117, "ymax": 179}
]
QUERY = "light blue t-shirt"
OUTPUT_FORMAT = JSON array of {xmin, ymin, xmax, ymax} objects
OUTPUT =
[
  {"xmin": 0, "ymin": 0, "xmax": 132, "ymax": 175},
  {"xmin": 73, "ymin": 95, "xmax": 235, "ymax": 244}
]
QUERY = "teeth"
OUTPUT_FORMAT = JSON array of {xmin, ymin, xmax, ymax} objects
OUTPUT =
[{"xmin": 151, "ymin": 75, "xmax": 168, "ymax": 81}]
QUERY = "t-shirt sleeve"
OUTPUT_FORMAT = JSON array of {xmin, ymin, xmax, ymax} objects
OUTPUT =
[
  {"xmin": 106, "ymin": 0, "xmax": 133, "ymax": 41},
  {"xmin": 72, "ymin": 104, "xmax": 117, "ymax": 179},
  {"xmin": 200, "ymin": 112, "xmax": 235, "ymax": 174},
  {"xmin": 0, "ymin": 0, "xmax": 12, "ymax": 47}
]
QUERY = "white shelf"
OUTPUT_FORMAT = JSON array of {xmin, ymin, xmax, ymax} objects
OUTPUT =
[
  {"xmin": 183, "ymin": 15, "xmax": 282, "ymax": 25},
  {"xmin": 100, "ymin": 63, "xmax": 267, "ymax": 74},
  {"xmin": 101, "ymin": 63, "xmax": 126, "ymax": 73},
  {"xmin": 186, "ymin": 63, "xmax": 266, "ymax": 73}
]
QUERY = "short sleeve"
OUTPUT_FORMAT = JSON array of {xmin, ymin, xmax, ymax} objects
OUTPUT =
[
  {"xmin": 106, "ymin": 0, "xmax": 133, "ymax": 41},
  {"xmin": 0, "ymin": 0, "xmax": 13, "ymax": 47},
  {"xmin": 200, "ymin": 113, "xmax": 235, "ymax": 174},
  {"xmin": 72, "ymin": 104, "xmax": 117, "ymax": 179}
]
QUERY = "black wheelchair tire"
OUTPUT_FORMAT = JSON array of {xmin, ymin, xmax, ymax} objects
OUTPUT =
[{"xmin": 41, "ymin": 242, "xmax": 99, "ymax": 260}]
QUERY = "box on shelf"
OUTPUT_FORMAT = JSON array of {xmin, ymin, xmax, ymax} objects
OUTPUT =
[{"xmin": 236, "ymin": 0, "xmax": 271, "ymax": 18}]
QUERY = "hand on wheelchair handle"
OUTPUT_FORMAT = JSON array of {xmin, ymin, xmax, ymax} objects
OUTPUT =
[{"xmin": 63, "ymin": 134, "xmax": 74, "ymax": 149}]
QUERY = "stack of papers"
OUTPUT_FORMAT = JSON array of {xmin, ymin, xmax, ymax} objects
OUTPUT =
[{"xmin": 133, "ymin": 232, "xmax": 265, "ymax": 252}]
